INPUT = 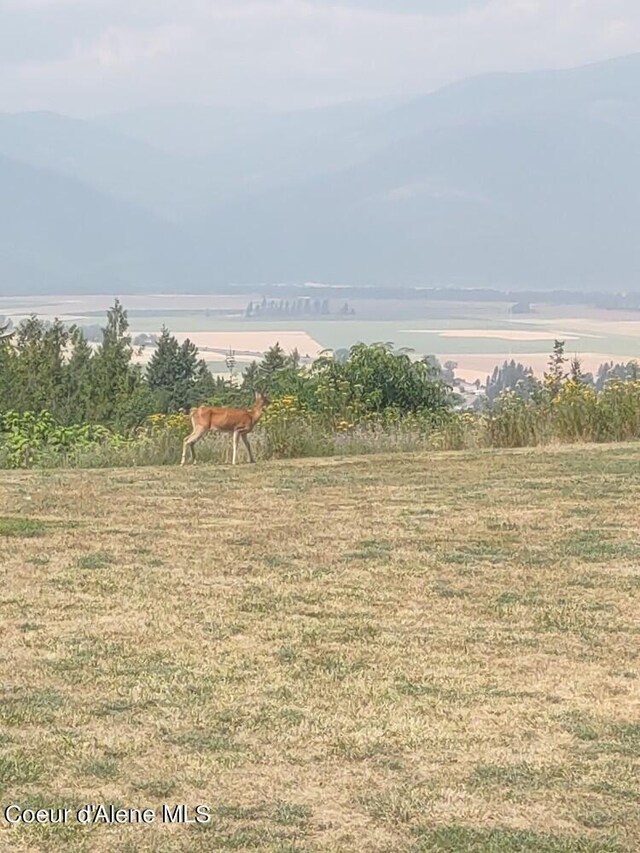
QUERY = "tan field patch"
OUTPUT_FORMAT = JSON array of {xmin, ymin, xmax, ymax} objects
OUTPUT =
[
  {"xmin": 122, "ymin": 330, "xmax": 325, "ymax": 367},
  {"xmin": 1, "ymin": 445, "xmax": 639, "ymax": 851},
  {"xmin": 173, "ymin": 330, "xmax": 324, "ymax": 357},
  {"xmin": 403, "ymin": 329, "xmax": 585, "ymax": 341},
  {"xmin": 452, "ymin": 352, "xmax": 639, "ymax": 382},
  {"xmin": 535, "ymin": 318, "xmax": 640, "ymax": 336}
]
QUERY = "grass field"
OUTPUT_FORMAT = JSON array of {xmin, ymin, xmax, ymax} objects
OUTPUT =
[{"xmin": 1, "ymin": 445, "xmax": 639, "ymax": 851}]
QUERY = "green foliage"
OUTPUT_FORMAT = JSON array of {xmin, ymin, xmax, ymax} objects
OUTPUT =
[
  {"xmin": 0, "ymin": 321, "xmax": 14, "ymax": 340},
  {"xmin": 146, "ymin": 326, "xmax": 216, "ymax": 412},
  {"xmin": 1, "ymin": 305, "xmax": 640, "ymax": 469},
  {"xmin": 485, "ymin": 373, "xmax": 640, "ymax": 447},
  {"xmin": 484, "ymin": 359, "xmax": 537, "ymax": 404},
  {"xmin": 90, "ymin": 299, "xmax": 146, "ymax": 429},
  {"xmin": 312, "ymin": 342, "xmax": 453, "ymax": 425},
  {"xmin": 544, "ymin": 339, "xmax": 568, "ymax": 399},
  {"xmin": 242, "ymin": 344, "xmax": 312, "ymax": 405},
  {"xmin": 259, "ymin": 395, "xmax": 333, "ymax": 458},
  {"xmin": 0, "ymin": 410, "xmax": 114, "ymax": 468}
]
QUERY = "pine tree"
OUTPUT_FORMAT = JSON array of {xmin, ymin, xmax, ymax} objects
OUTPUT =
[
  {"xmin": 544, "ymin": 340, "xmax": 567, "ymax": 398},
  {"xmin": 569, "ymin": 356, "xmax": 584, "ymax": 383},
  {"xmin": 147, "ymin": 326, "xmax": 180, "ymax": 410},
  {"xmin": 0, "ymin": 325, "xmax": 17, "ymax": 412},
  {"xmin": 147, "ymin": 328, "xmax": 214, "ymax": 411},
  {"xmin": 11, "ymin": 316, "xmax": 70, "ymax": 417},
  {"xmin": 259, "ymin": 343, "xmax": 287, "ymax": 380},
  {"xmin": 192, "ymin": 360, "xmax": 216, "ymax": 404},
  {"xmin": 62, "ymin": 327, "xmax": 94, "ymax": 424},
  {"xmin": 91, "ymin": 300, "xmax": 140, "ymax": 427},
  {"xmin": 242, "ymin": 361, "xmax": 260, "ymax": 392}
]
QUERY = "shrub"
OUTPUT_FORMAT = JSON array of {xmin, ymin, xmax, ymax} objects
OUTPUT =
[{"xmin": 0, "ymin": 411, "xmax": 115, "ymax": 468}]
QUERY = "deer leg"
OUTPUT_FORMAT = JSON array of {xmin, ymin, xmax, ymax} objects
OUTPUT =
[
  {"xmin": 181, "ymin": 428, "xmax": 206, "ymax": 466},
  {"xmin": 232, "ymin": 430, "xmax": 239, "ymax": 465},
  {"xmin": 241, "ymin": 432, "xmax": 255, "ymax": 463}
]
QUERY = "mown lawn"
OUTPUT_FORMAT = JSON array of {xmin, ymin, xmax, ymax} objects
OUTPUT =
[{"xmin": 0, "ymin": 444, "xmax": 639, "ymax": 852}]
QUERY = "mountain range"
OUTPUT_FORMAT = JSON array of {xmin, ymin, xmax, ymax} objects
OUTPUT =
[{"xmin": 2, "ymin": 53, "xmax": 640, "ymax": 294}]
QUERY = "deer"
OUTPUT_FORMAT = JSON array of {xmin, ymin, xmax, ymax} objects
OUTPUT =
[{"xmin": 180, "ymin": 391, "xmax": 270, "ymax": 466}]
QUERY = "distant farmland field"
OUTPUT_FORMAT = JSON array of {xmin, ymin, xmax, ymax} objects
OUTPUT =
[
  {"xmin": 1, "ymin": 294, "xmax": 638, "ymax": 380},
  {"xmin": 1, "ymin": 445, "xmax": 639, "ymax": 851}
]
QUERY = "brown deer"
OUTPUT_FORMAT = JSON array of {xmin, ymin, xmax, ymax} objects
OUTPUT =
[{"xmin": 180, "ymin": 391, "xmax": 270, "ymax": 466}]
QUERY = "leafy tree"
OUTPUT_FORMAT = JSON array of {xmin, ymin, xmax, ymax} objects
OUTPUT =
[
  {"xmin": 313, "ymin": 342, "xmax": 452, "ymax": 422},
  {"xmin": 441, "ymin": 360, "xmax": 458, "ymax": 384}
]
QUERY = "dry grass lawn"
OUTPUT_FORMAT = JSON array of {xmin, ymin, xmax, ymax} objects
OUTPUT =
[{"xmin": 1, "ymin": 445, "xmax": 639, "ymax": 852}]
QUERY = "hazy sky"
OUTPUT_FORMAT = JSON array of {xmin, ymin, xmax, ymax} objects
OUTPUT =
[{"xmin": 1, "ymin": 0, "xmax": 640, "ymax": 115}]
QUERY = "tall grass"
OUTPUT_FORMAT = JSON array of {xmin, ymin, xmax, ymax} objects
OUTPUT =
[{"xmin": 2, "ymin": 378, "xmax": 640, "ymax": 469}]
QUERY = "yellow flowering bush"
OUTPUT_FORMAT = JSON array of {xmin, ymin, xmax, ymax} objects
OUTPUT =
[
  {"xmin": 596, "ymin": 377, "xmax": 640, "ymax": 441},
  {"xmin": 143, "ymin": 412, "xmax": 192, "ymax": 437},
  {"xmin": 258, "ymin": 395, "xmax": 332, "ymax": 458},
  {"xmin": 550, "ymin": 379, "xmax": 598, "ymax": 442},
  {"xmin": 260, "ymin": 395, "xmax": 309, "ymax": 425}
]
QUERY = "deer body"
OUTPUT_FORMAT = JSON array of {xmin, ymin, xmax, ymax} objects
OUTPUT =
[{"xmin": 180, "ymin": 392, "xmax": 269, "ymax": 466}]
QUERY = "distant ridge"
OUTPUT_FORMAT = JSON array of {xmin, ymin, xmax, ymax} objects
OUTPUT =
[{"xmin": 2, "ymin": 53, "xmax": 640, "ymax": 294}]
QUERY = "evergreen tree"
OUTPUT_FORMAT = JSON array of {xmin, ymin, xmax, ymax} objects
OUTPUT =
[
  {"xmin": 10, "ymin": 317, "xmax": 70, "ymax": 418},
  {"xmin": 544, "ymin": 340, "xmax": 567, "ymax": 398},
  {"xmin": 241, "ymin": 361, "xmax": 260, "ymax": 392},
  {"xmin": 595, "ymin": 359, "xmax": 640, "ymax": 390},
  {"xmin": 147, "ymin": 327, "xmax": 215, "ymax": 411},
  {"xmin": 147, "ymin": 326, "xmax": 180, "ymax": 409},
  {"xmin": 259, "ymin": 343, "xmax": 288, "ymax": 379},
  {"xmin": 62, "ymin": 327, "xmax": 94, "ymax": 424},
  {"xmin": 485, "ymin": 360, "xmax": 536, "ymax": 403},
  {"xmin": 91, "ymin": 300, "xmax": 142, "ymax": 427},
  {"xmin": 241, "ymin": 344, "xmax": 308, "ymax": 401},
  {"xmin": 569, "ymin": 356, "xmax": 585, "ymax": 383},
  {"xmin": 192, "ymin": 360, "xmax": 217, "ymax": 404},
  {"xmin": 0, "ymin": 326, "xmax": 17, "ymax": 412}
]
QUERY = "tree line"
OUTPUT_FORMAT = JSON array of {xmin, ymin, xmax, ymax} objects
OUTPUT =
[
  {"xmin": 245, "ymin": 297, "xmax": 355, "ymax": 318},
  {"xmin": 2, "ymin": 300, "xmax": 638, "ymax": 436},
  {"xmin": 0, "ymin": 301, "xmax": 217, "ymax": 431},
  {"xmin": 483, "ymin": 343, "xmax": 639, "ymax": 407},
  {"xmin": 0, "ymin": 300, "xmax": 453, "ymax": 433}
]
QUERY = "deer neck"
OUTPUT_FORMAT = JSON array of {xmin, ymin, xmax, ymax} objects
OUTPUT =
[{"xmin": 250, "ymin": 400, "xmax": 264, "ymax": 426}]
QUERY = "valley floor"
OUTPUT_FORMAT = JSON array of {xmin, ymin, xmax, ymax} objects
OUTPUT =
[{"xmin": 1, "ymin": 445, "xmax": 639, "ymax": 851}]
